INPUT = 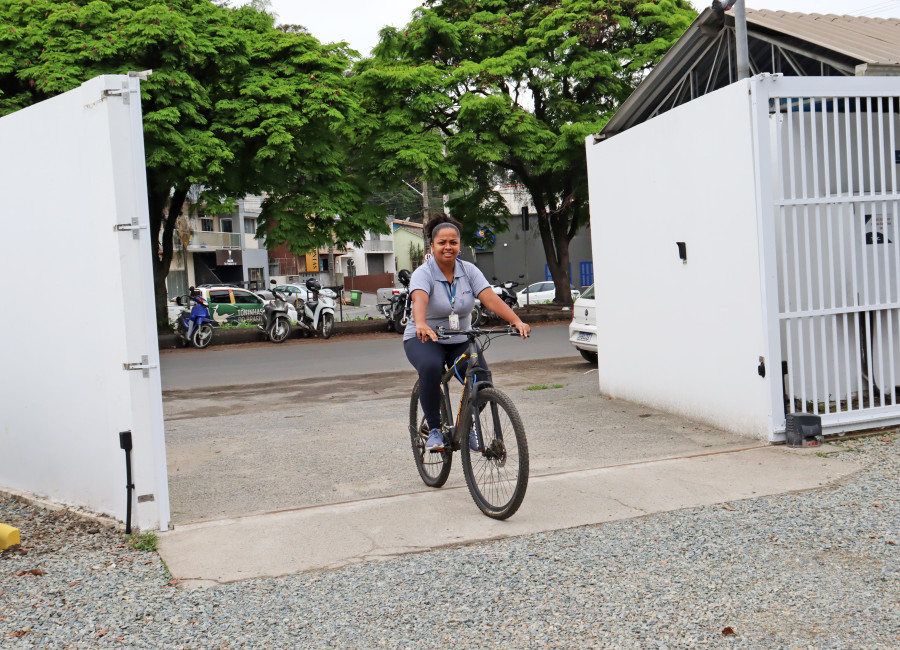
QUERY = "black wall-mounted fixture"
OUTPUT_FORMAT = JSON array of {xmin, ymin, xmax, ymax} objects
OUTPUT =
[
  {"xmin": 521, "ymin": 206, "xmax": 529, "ymax": 231},
  {"xmin": 676, "ymin": 242, "xmax": 687, "ymax": 264},
  {"xmin": 119, "ymin": 431, "xmax": 134, "ymax": 535}
]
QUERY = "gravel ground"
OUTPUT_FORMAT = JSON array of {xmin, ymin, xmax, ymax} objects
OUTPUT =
[{"xmin": 1, "ymin": 435, "xmax": 898, "ymax": 649}]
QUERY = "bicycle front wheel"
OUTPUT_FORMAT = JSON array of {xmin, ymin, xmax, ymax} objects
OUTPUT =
[
  {"xmin": 409, "ymin": 380, "xmax": 453, "ymax": 488},
  {"xmin": 461, "ymin": 387, "xmax": 529, "ymax": 519}
]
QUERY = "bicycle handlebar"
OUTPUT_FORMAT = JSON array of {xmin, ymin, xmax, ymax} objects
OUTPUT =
[{"xmin": 436, "ymin": 324, "xmax": 527, "ymax": 340}]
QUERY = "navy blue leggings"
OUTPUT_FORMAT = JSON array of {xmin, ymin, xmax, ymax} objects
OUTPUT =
[{"xmin": 404, "ymin": 338, "xmax": 488, "ymax": 431}]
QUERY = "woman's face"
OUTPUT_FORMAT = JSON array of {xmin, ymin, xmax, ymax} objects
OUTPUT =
[{"xmin": 431, "ymin": 226, "xmax": 461, "ymax": 264}]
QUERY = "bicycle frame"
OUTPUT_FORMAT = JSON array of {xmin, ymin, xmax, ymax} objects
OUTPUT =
[{"xmin": 438, "ymin": 329, "xmax": 507, "ymax": 452}]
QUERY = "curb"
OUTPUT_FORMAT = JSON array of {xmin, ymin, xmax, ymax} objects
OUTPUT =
[{"xmin": 158, "ymin": 308, "xmax": 572, "ymax": 349}]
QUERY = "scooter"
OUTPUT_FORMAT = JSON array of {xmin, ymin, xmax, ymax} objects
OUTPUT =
[
  {"xmin": 471, "ymin": 279, "xmax": 519, "ymax": 326},
  {"xmin": 260, "ymin": 281, "xmax": 293, "ymax": 343},
  {"xmin": 296, "ymin": 278, "xmax": 337, "ymax": 339},
  {"xmin": 174, "ymin": 288, "xmax": 214, "ymax": 349},
  {"xmin": 386, "ymin": 269, "xmax": 412, "ymax": 334}
]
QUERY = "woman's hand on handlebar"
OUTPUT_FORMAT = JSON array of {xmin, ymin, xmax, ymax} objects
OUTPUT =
[
  {"xmin": 511, "ymin": 321, "xmax": 530, "ymax": 339},
  {"xmin": 416, "ymin": 323, "xmax": 438, "ymax": 342}
]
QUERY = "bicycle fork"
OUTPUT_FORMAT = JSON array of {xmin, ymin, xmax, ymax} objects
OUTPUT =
[{"xmin": 455, "ymin": 351, "xmax": 499, "ymax": 453}]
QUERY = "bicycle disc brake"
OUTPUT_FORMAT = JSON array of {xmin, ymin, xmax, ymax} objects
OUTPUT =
[{"xmin": 482, "ymin": 439, "xmax": 506, "ymax": 466}]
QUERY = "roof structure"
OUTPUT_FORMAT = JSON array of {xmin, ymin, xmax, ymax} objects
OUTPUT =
[
  {"xmin": 599, "ymin": 7, "xmax": 900, "ymax": 139},
  {"xmin": 392, "ymin": 218, "xmax": 424, "ymax": 233}
]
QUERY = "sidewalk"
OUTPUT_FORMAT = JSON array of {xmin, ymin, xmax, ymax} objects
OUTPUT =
[{"xmin": 158, "ymin": 444, "xmax": 858, "ymax": 588}]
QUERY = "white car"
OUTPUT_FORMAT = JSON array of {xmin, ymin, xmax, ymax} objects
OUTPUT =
[
  {"xmin": 516, "ymin": 281, "xmax": 581, "ymax": 307},
  {"xmin": 568, "ymin": 285, "xmax": 597, "ymax": 364},
  {"xmin": 273, "ymin": 283, "xmax": 312, "ymax": 309}
]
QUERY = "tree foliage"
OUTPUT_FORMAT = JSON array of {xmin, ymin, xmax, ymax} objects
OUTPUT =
[
  {"xmin": 355, "ymin": 0, "xmax": 695, "ymax": 303},
  {"xmin": 0, "ymin": 0, "xmax": 386, "ymax": 327}
]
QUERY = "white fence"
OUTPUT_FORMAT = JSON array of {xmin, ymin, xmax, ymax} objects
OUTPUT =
[
  {"xmin": 0, "ymin": 76, "xmax": 169, "ymax": 530},
  {"xmin": 753, "ymin": 75, "xmax": 900, "ymax": 435}
]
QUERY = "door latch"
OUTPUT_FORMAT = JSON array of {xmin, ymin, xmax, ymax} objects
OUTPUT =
[
  {"xmin": 114, "ymin": 218, "xmax": 148, "ymax": 239},
  {"xmin": 123, "ymin": 355, "xmax": 157, "ymax": 378}
]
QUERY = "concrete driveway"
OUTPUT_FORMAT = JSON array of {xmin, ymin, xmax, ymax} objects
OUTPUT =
[{"xmin": 158, "ymin": 353, "xmax": 859, "ymax": 587}]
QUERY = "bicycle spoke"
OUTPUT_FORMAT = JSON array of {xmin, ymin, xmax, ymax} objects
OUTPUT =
[{"xmin": 461, "ymin": 388, "xmax": 528, "ymax": 519}]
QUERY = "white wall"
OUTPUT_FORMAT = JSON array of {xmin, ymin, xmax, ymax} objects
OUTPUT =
[
  {"xmin": 586, "ymin": 79, "xmax": 770, "ymax": 438},
  {"xmin": 0, "ymin": 76, "xmax": 169, "ymax": 530}
]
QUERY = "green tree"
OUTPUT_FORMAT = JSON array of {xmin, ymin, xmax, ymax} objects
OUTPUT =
[
  {"xmin": 0, "ymin": 0, "xmax": 386, "ymax": 328},
  {"xmin": 355, "ymin": 0, "xmax": 695, "ymax": 303}
]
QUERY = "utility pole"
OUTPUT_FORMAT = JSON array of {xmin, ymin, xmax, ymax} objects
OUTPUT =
[
  {"xmin": 421, "ymin": 179, "xmax": 430, "ymax": 222},
  {"xmin": 734, "ymin": 0, "xmax": 750, "ymax": 80}
]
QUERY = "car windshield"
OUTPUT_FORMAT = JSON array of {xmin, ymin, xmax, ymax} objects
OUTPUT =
[{"xmin": 580, "ymin": 285, "xmax": 594, "ymax": 299}]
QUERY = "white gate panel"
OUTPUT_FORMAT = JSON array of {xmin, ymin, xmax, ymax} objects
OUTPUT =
[
  {"xmin": 753, "ymin": 75, "xmax": 900, "ymax": 435},
  {"xmin": 0, "ymin": 76, "xmax": 168, "ymax": 531}
]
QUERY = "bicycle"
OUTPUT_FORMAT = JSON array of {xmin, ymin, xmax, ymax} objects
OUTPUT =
[{"xmin": 408, "ymin": 325, "xmax": 530, "ymax": 519}]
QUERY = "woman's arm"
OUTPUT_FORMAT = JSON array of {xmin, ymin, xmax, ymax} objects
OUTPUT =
[
  {"xmin": 411, "ymin": 290, "xmax": 437, "ymax": 342},
  {"xmin": 478, "ymin": 288, "xmax": 530, "ymax": 338}
]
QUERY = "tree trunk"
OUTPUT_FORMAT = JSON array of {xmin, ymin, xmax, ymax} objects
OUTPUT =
[
  {"xmin": 148, "ymin": 174, "xmax": 188, "ymax": 332},
  {"xmin": 534, "ymin": 204, "xmax": 575, "ymax": 307}
]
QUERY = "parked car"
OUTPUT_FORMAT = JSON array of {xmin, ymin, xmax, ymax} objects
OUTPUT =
[
  {"xmin": 568, "ymin": 285, "xmax": 597, "ymax": 364},
  {"xmin": 273, "ymin": 283, "xmax": 312, "ymax": 309},
  {"xmin": 516, "ymin": 281, "xmax": 581, "ymax": 307},
  {"xmin": 167, "ymin": 285, "xmax": 297, "ymax": 327}
]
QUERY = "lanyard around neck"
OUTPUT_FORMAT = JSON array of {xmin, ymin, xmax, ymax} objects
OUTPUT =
[{"xmin": 444, "ymin": 280, "xmax": 456, "ymax": 311}]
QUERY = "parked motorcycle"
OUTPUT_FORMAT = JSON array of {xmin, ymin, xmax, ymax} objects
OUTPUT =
[
  {"xmin": 174, "ymin": 288, "xmax": 214, "ymax": 349},
  {"xmin": 261, "ymin": 282, "xmax": 293, "ymax": 343},
  {"xmin": 471, "ymin": 279, "xmax": 520, "ymax": 327},
  {"xmin": 385, "ymin": 269, "xmax": 412, "ymax": 334},
  {"xmin": 295, "ymin": 278, "xmax": 337, "ymax": 339}
]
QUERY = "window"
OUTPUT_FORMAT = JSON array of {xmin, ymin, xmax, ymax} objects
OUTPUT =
[
  {"xmin": 247, "ymin": 267, "xmax": 263, "ymax": 291},
  {"xmin": 244, "ymin": 218, "xmax": 256, "ymax": 235},
  {"xmin": 208, "ymin": 290, "xmax": 231, "ymax": 304},
  {"xmin": 220, "ymin": 218, "xmax": 233, "ymax": 233},
  {"xmin": 201, "ymin": 218, "xmax": 214, "ymax": 232},
  {"xmin": 319, "ymin": 257, "xmax": 330, "ymax": 272},
  {"xmin": 232, "ymin": 290, "xmax": 262, "ymax": 305}
]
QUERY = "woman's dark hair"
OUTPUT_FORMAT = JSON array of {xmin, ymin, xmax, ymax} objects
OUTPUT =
[{"xmin": 424, "ymin": 213, "xmax": 462, "ymax": 243}]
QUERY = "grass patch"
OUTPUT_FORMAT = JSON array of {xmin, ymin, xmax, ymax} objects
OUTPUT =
[
  {"xmin": 126, "ymin": 531, "xmax": 158, "ymax": 552},
  {"xmin": 525, "ymin": 384, "xmax": 563, "ymax": 391},
  {"xmin": 217, "ymin": 321, "xmax": 258, "ymax": 329}
]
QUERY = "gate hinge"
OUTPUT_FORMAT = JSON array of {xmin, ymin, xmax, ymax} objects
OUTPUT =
[
  {"xmin": 102, "ymin": 83, "xmax": 140, "ymax": 104},
  {"xmin": 123, "ymin": 355, "xmax": 157, "ymax": 378},
  {"xmin": 115, "ymin": 218, "xmax": 148, "ymax": 239}
]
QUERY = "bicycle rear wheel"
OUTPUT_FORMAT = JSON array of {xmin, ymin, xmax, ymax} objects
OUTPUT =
[
  {"xmin": 409, "ymin": 379, "xmax": 453, "ymax": 488},
  {"xmin": 461, "ymin": 387, "xmax": 529, "ymax": 519}
]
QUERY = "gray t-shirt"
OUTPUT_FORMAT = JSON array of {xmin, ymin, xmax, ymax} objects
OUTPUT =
[{"xmin": 403, "ymin": 257, "xmax": 491, "ymax": 344}]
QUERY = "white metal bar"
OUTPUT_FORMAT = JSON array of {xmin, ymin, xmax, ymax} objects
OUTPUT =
[
  {"xmin": 774, "ymin": 193, "xmax": 900, "ymax": 206},
  {"xmin": 891, "ymin": 97, "xmax": 898, "ymax": 194},
  {"xmin": 811, "ymin": 100, "xmax": 831, "ymax": 411},
  {"xmin": 767, "ymin": 76, "xmax": 900, "ymax": 99},
  {"xmin": 848, "ymin": 205, "xmax": 865, "ymax": 409},
  {"xmin": 751, "ymin": 78, "xmax": 789, "ymax": 438},
  {"xmin": 786, "ymin": 99, "xmax": 809, "ymax": 407},
  {"xmin": 872, "ymin": 99, "xmax": 897, "ymax": 398},
  {"xmin": 780, "ymin": 300, "xmax": 900, "ymax": 319},
  {"xmin": 828, "ymin": 206, "xmax": 843, "ymax": 410},
  {"xmin": 818, "ymin": 407, "xmax": 900, "ymax": 432}
]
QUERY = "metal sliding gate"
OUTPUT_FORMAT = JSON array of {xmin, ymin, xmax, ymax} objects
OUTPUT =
[{"xmin": 753, "ymin": 75, "xmax": 900, "ymax": 436}]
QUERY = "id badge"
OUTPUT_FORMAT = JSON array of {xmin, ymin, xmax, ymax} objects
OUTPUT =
[{"xmin": 448, "ymin": 312, "xmax": 460, "ymax": 329}]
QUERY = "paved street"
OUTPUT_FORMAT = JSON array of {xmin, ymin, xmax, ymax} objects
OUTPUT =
[{"xmin": 159, "ymin": 322, "xmax": 579, "ymax": 389}]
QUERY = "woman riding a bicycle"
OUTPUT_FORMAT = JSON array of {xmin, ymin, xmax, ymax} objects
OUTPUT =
[{"xmin": 404, "ymin": 213, "xmax": 530, "ymax": 453}]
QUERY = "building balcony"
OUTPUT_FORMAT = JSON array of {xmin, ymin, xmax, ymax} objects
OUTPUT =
[
  {"xmin": 175, "ymin": 231, "xmax": 242, "ymax": 250},
  {"xmin": 362, "ymin": 239, "xmax": 393, "ymax": 253}
]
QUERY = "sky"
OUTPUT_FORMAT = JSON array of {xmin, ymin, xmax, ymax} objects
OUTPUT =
[{"xmin": 250, "ymin": 0, "xmax": 900, "ymax": 57}]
